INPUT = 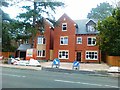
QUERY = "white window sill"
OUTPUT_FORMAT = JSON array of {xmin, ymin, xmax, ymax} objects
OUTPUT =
[
  {"xmin": 60, "ymin": 44, "xmax": 68, "ymax": 45},
  {"xmin": 62, "ymin": 30, "xmax": 67, "ymax": 31},
  {"xmin": 87, "ymin": 45, "xmax": 96, "ymax": 46},
  {"xmin": 37, "ymin": 56, "xmax": 46, "ymax": 57},
  {"xmin": 77, "ymin": 43, "xmax": 82, "ymax": 44},
  {"xmin": 86, "ymin": 59, "xmax": 98, "ymax": 60},
  {"xmin": 38, "ymin": 44, "xmax": 46, "ymax": 45},
  {"xmin": 59, "ymin": 58, "xmax": 69, "ymax": 59}
]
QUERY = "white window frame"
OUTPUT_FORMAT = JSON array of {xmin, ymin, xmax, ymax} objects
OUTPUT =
[
  {"xmin": 37, "ymin": 36, "xmax": 45, "ymax": 44},
  {"xmin": 58, "ymin": 50, "xmax": 69, "ymax": 59},
  {"xmin": 77, "ymin": 37, "xmax": 82, "ymax": 44},
  {"xmin": 87, "ymin": 25, "xmax": 95, "ymax": 32},
  {"xmin": 87, "ymin": 37, "xmax": 96, "ymax": 46},
  {"xmin": 0, "ymin": 38, "xmax": 1, "ymax": 43},
  {"xmin": 37, "ymin": 50, "xmax": 46, "ymax": 57},
  {"xmin": 86, "ymin": 51, "xmax": 98, "ymax": 60},
  {"xmin": 62, "ymin": 23, "xmax": 67, "ymax": 31},
  {"xmin": 60, "ymin": 36, "xmax": 68, "ymax": 45},
  {"xmin": 25, "ymin": 39, "xmax": 29, "ymax": 44}
]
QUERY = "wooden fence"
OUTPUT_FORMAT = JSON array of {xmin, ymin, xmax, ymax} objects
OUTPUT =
[
  {"xmin": 106, "ymin": 56, "xmax": 120, "ymax": 67},
  {"xmin": 0, "ymin": 52, "xmax": 15, "ymax": 58}
]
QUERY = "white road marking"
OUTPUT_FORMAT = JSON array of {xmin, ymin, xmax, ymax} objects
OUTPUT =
[
  {"xmin": 2, "ymin": 73, "xmax": 26, "ymax": 78},
  {"xmin": 54, "ymin": 79, "xmax": 119, "ymax": 88},
  {"xmin": 104, "ymin": 85, "xmax": 119, "ymax": 88}
]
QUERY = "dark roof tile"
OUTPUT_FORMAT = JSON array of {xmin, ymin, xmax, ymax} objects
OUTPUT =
[
  {"xmin": 74, "ymin": 19, "xmax": 99, "ymax": 34},
  {"xmin": 17, "ymin": 44, "xmax": 32, "ymax": 51}
]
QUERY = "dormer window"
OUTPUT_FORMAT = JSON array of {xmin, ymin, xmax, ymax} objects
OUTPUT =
[
  {"xmin": 62, "ymin": 23, "xmax": 67, "ymax": 31},
  {"xmin": 87, "ymin": 25, "xmax": 95, "ymax": 32}
]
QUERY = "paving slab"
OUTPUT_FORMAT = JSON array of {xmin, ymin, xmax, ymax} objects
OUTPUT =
[
  {"xmin": 0, "ymin": 62, "xmax": 120, "ymax": 77},
  {"xmin": 40, "ymin": 62, "xmax": 110, "ymax": 71}
]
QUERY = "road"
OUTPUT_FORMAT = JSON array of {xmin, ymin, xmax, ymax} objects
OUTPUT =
[{"xmin": 1, "ymin": 67, "xmax": 119, "ymax": 88}]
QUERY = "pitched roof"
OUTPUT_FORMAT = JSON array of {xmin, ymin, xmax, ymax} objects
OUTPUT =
[
  {"xmin": 74, "ymin": 19, "xmax": 99, "ymax": 34},
  {"xmin": 57, "ymin": 13, "xmax": 76, "ymax": 24},
  {"xmin": 17, "ymin": 44, "xmax": 32, "ymax": 51},
  {"xmin": 56, "ymin": 13, "xmax": 99, "ymax": 35}
]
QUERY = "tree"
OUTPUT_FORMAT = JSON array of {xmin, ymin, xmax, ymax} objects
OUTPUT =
[
  {"xmin": 2, "ymin": 0, "xmax": 64, "ymax": 50},
  {"xmin": 97, "ymin": 7, "xmax": 120, "ymax": 56},
  {"xmin": 2, "ymin": 1, "xmax": 17, "ymax": 51},
  {"xmin": 17, "ymin": 1, "xmax": 65, "ymax": 30},
  {"xmin": 16, "ymin": 0, "xmax": 65, "ymax": 47},
  {"xmin": 87, "ymin": 2, "xmax": 114, "ymax": 20},
  {"xmin": 1, "ymin": 1, "xmax": 11, "ymax": 21}
]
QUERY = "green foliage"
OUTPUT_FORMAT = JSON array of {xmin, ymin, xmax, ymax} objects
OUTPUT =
[
  {"xmin": 1, "ymin": 1, "xmax": 11, "ymax": 21},
  {"xmin": 97, "ymin": 8, "xmax": 120, "ymax": 56},
  {"xmin": 2, "ymin": 21, "xmax": 17, "ymax": 52},
  {"xmin": 2, "ymin": 1, "xmax": 17, "ymax": 52},
  {"xmin": 15, "ymin": 1, "xmax": 65, "ymax": 47},
  {"xmin": 17, "ymin": 1, "xmax": 65, "ymax": 32},
  {"xmin": 2, "ymin": 11, "xmax": 11, "ymax": 21},
  {"xmin": 87, "ymin": 2, "xmax": 114, "ymax": 20},
  {"xmin": 2, "ymin": 0, "xmax": 65, "ymax": 51}
]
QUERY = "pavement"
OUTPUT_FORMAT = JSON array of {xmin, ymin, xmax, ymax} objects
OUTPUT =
[
  {"xmin": 41, "ymin": 61, "xmax": 110, "ymax": 71},
  {"xmin": 0, "ymin": 61, "xmax": 111, "ymax": 71},
  {"xmin": 0, "ymin": 61, "xmax": 120, "ymax": 77}
]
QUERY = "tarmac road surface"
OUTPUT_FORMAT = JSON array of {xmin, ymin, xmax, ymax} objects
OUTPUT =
[{"xmin": 2, "ymin": 67, "xmax": 119, "ymax": 88}]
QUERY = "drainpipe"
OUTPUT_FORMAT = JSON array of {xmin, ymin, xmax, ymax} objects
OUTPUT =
[{"xmin": 99, "ymin": 49, "xmax": 101, "ymax": 64}]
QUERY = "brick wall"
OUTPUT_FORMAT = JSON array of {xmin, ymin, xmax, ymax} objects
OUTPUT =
[
  {"xmin": 33, "ymin": 20, "xmax": 52, "ymax": 60},
  {"xmin": 75, "ymin": 34, "xmax": 100, "ymax": 63},
  {"xmin": 53, "ymin": 13, "xmax": 76, "ymax": 62}
]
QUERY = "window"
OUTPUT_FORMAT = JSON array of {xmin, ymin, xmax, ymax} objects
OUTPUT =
[
  {"xmin": 86, "ymin": 51, "xmax": 98, "ymax": 60},
  {"xmin": 87, "ymin": 37, "xmax": 96, "ymax": 46},
  {"xmin": 60, "ymin": 36, "xmax": 68, "ymax": 45},
  {"xmin": 77, "ymin": 37, "xmax": 82, "ymax": 44},
  {"xmin": 59, "ymin": 50, "xmax": 69, "ymax": 59},
  {"xmin": 38, "ymin": 36, "xmax": 45, "ymax": 44},
  {"xmin": 62, "ymin": 23, "xmax": 67, "ymax": 31},
  {"xmin": 0, "ymin": 38, "xmax": 1, "ymax": 43},
  {"xmin": 37, "ymin": 50, "xmax": 45, "ymax": 57},
  {"xmin": 25, "ymin": 39, "xmax": 29, "ymax": 44},
  {"xmin": 87, "ymin": 25, "xmax": 95, "ymax": 32}
]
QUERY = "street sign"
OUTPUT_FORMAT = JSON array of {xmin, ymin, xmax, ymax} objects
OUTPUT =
[
  {"xmin": 52, "ymin": 58, "xmax": 60, "ymax": 68},
  {"xmin": 0, "ymin": 56, "xmax": 3, "ymax": 60},
  {"xmin": 72, "ymin": 61, "xmax": 80, "ymax": 70}
]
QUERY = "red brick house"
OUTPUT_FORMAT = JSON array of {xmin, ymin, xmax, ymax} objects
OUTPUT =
[
  {"xmin": 75, "ymin": 19, "xmax": 101, "ymax": 63},
  {"xmin": 53, "ymin": 13, "xmax": 101, "ymax": 63},
  {"xmin": 53, "ymin": 13, "xmax": 76, "ymax": 62},
  {"xmin": 16, "ymin": 13, "xmax": 101, "ymax": 63},
  {"xmin": 16, "ymin": 19, "xmax": 54, "ymax": 60},
  {"xmin": 33, "ymin": 20, "xmax": 54, "ymax": 61}
]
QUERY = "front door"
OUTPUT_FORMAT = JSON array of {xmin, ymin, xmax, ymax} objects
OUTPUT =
[
  {"xmin": 76, "ymin": 52, "xmax": 81, "ymax": 62},
  {"xmin": 20, "ymin": 51, "xmax": 26, "ymax": 60}
]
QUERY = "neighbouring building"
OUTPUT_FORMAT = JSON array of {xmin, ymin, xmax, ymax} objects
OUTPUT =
[
  {"xmin": 15, "ymin": 37, "xmax": 33, "ymax": 59},
  {"xmin": 16, "ymin": 19, "xmax": 54, "ymax": 60},
  {"xmin": 33, "ymin": 19, "xmax": 54, "ymax": 61}
]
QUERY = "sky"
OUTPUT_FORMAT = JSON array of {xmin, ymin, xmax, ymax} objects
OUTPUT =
[
  {"xmin": 2, "ymin": 0, "xmax": 117, "ymax": 20},
  {"xmin": 55, "ymin": 0, "xmax": 113, "ymax": 20}
]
